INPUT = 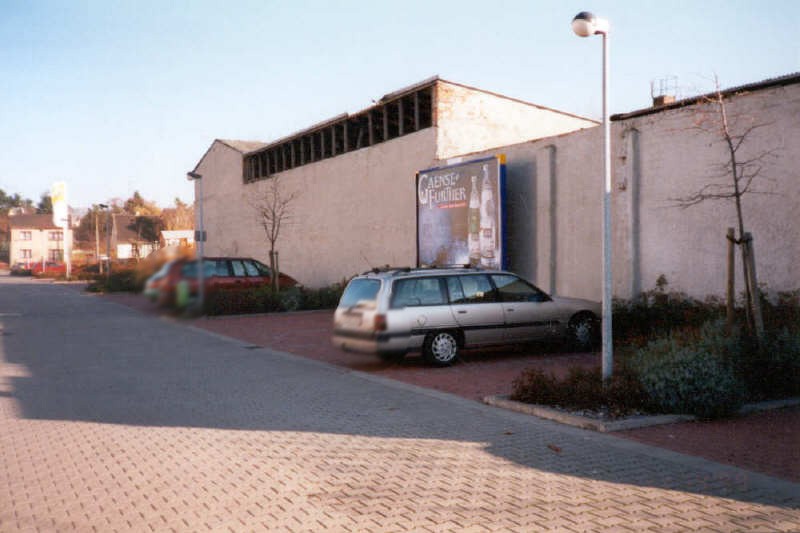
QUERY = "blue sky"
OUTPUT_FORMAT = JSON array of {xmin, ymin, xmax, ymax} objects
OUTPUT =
[{"xmin": 1, "ymin": 0, "xmax": 797, "ymax": 209}]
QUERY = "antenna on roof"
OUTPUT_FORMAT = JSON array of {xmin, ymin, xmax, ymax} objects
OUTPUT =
[{"xmin": 650, "ymin": 76, "xmax": 679, "ymax": 107}]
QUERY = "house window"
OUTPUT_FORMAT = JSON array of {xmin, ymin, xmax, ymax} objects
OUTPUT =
[
  {"xmin": 21, "ymin": 249, "xmax": 32, "ymax": 259},
  {"xmin": 20, "ymin": 231, "xmax": 32, "ymax": 241},
  {"xmin": 48, "ymin": 249, "xmax": 63, "ymax": 262},
  {"xmin": 48, "ymin": 231, "xmax": 63, "ymax": 241}
]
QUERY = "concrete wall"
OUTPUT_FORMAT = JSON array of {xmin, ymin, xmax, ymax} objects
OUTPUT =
[
  {"xmin": 615, "ymin": 83, "xmax": 800, "ymax": 300},
  {"xmin": 454, "ymin": 82, "xmax": 800, "ymax": 300},
  {"xmin": 198, "ymin": 131, "xmax": 438, "ymax": 287},
  {"xmin": 195, "ymin": 80, "xmax": 799, "ymax": 298},
  {"xmin": 435, "ymin": 81, "xmax": 597, "ymax": 160}
]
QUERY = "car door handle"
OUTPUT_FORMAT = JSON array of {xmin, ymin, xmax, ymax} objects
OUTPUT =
[{"xmin": 457, "ymin": 310, "xmax": 467, "ymax": 314}]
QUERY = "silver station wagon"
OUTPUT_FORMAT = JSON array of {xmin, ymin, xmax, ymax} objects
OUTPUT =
[{"xmin": 332, "ymin": 267, "xmax": 601, "ymax": 366}]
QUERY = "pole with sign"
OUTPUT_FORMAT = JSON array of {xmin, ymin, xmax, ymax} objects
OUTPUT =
[{"xmin": 51, "ymin": 182, "xmax": 71, "ymax": 279}]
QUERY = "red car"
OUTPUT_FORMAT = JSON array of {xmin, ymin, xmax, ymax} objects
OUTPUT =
[
  {"xmin": 30, "ymin": 262, "xmax": 67, "ymax": 276},
  {"xmin": 145, "ymin": 257, "xmax": 297, "ymax": 307}
]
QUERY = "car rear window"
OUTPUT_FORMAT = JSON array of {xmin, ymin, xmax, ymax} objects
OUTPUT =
[
  {"xmin": 391, "ymin": 277, "xmax": 446, "ymax": 308},
  {"xmin": 339, "ymin": 279, "xmax": 381, "ymax": 308}
]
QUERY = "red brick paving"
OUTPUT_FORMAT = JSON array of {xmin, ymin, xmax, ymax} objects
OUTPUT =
[{"xmin": 105, "ymin": 292, "xmax": 800, "ymax": 483}]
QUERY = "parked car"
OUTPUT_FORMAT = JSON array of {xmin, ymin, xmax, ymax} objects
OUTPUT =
[
  {"xmin": 145, "ymin": 257, "xmax": 298, "ymax": 307},
  {"xmin": 10, "ymin": 262, "xmax": 32, "ymax": 276},
  {"xmin": 332, "ymin": 266, "xmax": 601, "ymax": 366},
  {"xmin": 30, "ymin": 262, "xmax": 67, "ymax": 276}
]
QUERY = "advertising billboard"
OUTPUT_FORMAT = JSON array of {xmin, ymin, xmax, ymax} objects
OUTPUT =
[{"xmin": 417, "ymin": 155, "xmax": 506, "ymax": 268}]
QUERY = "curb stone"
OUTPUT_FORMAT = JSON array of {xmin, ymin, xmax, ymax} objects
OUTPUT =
[{"xmin": 482, "ymin": 395, "xmax": 800, "ymax": 432}]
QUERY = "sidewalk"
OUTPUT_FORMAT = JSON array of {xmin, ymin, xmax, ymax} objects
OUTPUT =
[{"xmin": 106, "ymin": 293, "xmax": 800, "ymax": 483}]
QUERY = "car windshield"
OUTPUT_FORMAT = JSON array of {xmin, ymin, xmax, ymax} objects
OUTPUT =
[{"xmin": 339, "ymin": 279, "xmax": 381, "ymax": 308}]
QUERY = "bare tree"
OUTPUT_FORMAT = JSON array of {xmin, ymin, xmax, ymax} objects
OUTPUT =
[
  {"xmin": 161, "ymin": 198, "xmax": 195, "ymax": 230},
  {"xmin": 249, "ymin": 175, "xmax": 299, "ymax": 291},
  {"xmin": 671, "ymin": 75, "xmax": 778, "ymax": 335}
]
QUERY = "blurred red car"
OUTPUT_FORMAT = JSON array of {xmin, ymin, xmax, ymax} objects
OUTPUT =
[
  {"xmin": 145, "ymin": 257, "xmax": 298, "ymax": 307},
  {"xmin": 30, "ymin": 262, "xmax": 67, "ymax": 276}
]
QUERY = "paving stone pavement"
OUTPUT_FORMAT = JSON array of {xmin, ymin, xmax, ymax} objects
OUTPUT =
[{"xmin": 1, "ymin": 278, "xmax": 799, "ymax": 531}]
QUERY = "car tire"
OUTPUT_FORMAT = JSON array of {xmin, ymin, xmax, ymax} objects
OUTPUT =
[
  {"xmin": 423, "ymin": 331, "xmax": 459, "ymax": 366},
  {"xmin": 567, "ymin": 313, "xmax": 599, "ymax": 352}
]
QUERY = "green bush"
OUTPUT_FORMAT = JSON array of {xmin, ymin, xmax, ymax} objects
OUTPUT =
[
  {"xmin": 613, "ymin": 275, "xmax": 723, "ymax": 345},
  {"xmin": 86, "ymin": 268, "xmax": 141, "ymax": 293},
  {"xmin": 742, "ymin": 327, "xmax": 800, "ymax": 400},
  {"xmin": 203, "ymin": 283, "xmax": 345, "ymax": 316},
  {"xmin": 631, "ymin": 321, "xmax": 746, "ymax": 419}
]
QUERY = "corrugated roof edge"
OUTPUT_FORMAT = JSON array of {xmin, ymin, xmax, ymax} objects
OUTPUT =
[
  {"xmin": 245, "ymin": 76, "xmax": 597, "ymax": 156},
  {"xmin": 611, "ymin": 72, "xmax": 800, "ymax": 121}
]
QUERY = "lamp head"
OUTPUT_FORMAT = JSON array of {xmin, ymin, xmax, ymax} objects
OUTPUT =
[
  {"xmin": 186, "ymin": 171, "xmax": 202, "ymax": 181},
  {"xmin": 572, "ymin": 11, "xmax": 609, "ymax": 36}
]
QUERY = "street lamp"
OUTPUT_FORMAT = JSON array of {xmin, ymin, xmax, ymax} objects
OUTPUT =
[
  {"xmin": 98, "ymin": 203, "xmax": 110, "ymax": 278},
  {"xmin": 572, "ymin": 11, "xmax": 613, "ymax": 381},
  {"xmin": 187, "ymin": 171, "xmax": 205, "ymax": 313}
]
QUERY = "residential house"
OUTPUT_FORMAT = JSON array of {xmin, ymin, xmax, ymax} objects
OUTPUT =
[{"xmin": 9, "ymin": 214, "xmax": 73, "ymax": 268}]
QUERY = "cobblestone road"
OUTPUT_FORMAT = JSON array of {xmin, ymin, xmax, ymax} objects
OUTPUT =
[{"xmin": 1, "ymin": 278, "xmax": 799, "ymax": 531}]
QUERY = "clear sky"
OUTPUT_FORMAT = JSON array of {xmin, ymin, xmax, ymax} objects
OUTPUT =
[{"xmin": 1, "ymin": 0, "xmax": 797, "ymax": 209}]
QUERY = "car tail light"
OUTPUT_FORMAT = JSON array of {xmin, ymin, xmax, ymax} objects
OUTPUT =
[{"xmin": 374, "ymin": 314, "xmax": 387, "ymax": 331}]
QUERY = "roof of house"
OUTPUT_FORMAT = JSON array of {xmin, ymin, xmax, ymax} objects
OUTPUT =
[
  {"xmin": 218, "ymin": 139, "xmax": 269, "ymax": 153},
  {"xmin": 9, "ymin": 214, "xmax": 60, "ymax": 230},
  {"xmin": 612, "ymin": 72, "xmax": 800, "ymax": 121}
]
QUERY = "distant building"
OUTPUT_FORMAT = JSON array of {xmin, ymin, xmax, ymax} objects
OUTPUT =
[
  {"xmin": 161, "ymin": 230, "xmax": 194, "ymax": 248},
  {"xmin": 9, "ymin": 214, "xmax": 73, "ymax": 267}
]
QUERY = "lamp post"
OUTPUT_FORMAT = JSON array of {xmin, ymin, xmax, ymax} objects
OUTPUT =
[
  {"xmin": 572, "ymin": 11, "xmax": 613, "ymax": 381},
  {"xmin": 98, "ymin": 203, "xmax": 110, "ymax": 278},
  {"xmin": 187, "ymin": 171, "xmax": 205, "ymax": 313}
]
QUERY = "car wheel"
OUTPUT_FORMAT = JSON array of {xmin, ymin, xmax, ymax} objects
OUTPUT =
[
  {"xmin": 423, "ymin": 331, "xmax": 459, "ymax": 366},
  {"xmin": 567, "ymin": 313, "xmax": 598, "ymax": 352}
]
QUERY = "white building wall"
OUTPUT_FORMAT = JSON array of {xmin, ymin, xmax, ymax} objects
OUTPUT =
[
  {"xmin": 456, "ymin": 82, "xmax": 800, "ymax": 300},
  {"xmin": 10, "ymin": 227, "xmax": 73, "ymax": 267},
  {"xmin": 197, "ymin": 130, "xmax": 437, "ymax": 287},
  {"xmin": 615, "ymin": 82, "xmax": 800, "ymax": 299},
  {"xmin": 434, "ymin": 81, "xmax": 597, "ymax": 160},
  {"xmin": 194, "ymin": 78, "xmax": 799, "ymax": 298}
]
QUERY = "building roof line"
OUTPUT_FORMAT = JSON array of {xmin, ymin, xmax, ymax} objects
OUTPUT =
[
  {"xmin": 436, "ymin": 78, "xmax": 599, "ymax": 124},
  {"xmin": 612, "ymin": 72, "xmax": 800, "ymax": 121}
]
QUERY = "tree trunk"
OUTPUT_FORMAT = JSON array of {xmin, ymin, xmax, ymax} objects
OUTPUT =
[
  {"xmin": 743, "ymin": 233, "xmax": 765, "ymax": 340},
  {"xmin": 726, "ymin": 228, "xmax": 735, "ymax": 332}
]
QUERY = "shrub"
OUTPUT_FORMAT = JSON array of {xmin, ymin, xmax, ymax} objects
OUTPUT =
[
  {"xmin": 741, "ymin": 327, "xmax": 800, "ymax": 400},
  {"xmin": 631, "ymin": 321, "xmax": 746, "ymax": 419},
  {"xmin": 300, "ymin": 284, "xmax": 345, "ymax": 310},
  {"xmin": 202, "ymin": 283, "xmax": 344, "ymax": 316},
  {"xmin": 613, "ymin": 275, "xmax": 723, "ymax": 345},
  {"xmin": 510, "ymin": 365, "xmax": 647, "ymax": 418},
  {"xmin": 86, "ymin": 268, "xmax": 141, "ymax": 293}
]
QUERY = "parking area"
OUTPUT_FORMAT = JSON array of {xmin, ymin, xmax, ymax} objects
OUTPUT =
[{"xmin": 106, "ymin": 292, "xmax": 800, "ymax": 483}]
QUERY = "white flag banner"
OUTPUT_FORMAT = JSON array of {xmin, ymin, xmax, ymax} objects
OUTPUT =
[{"xmin": 51, "ymin": 181, "xmax": 69, "ymax": 228}]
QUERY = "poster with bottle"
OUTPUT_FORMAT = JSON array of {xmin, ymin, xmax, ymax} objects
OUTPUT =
[{"xmin": 416, "ymin": 155, "xmax": 505, "ymax": 268}]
